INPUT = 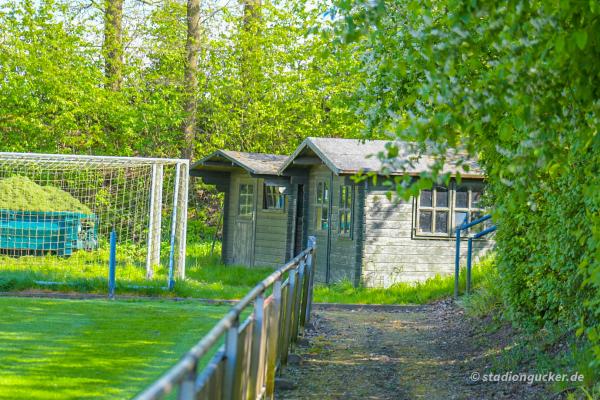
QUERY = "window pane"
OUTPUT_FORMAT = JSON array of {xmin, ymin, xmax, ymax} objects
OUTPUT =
[
  {"xmin": 436, "ymin": 186, "xmax": 448, "ymax": 208},
  {"xmin": 321, "ymin": 206, "xmax": 329, "ymax": 230},
  {"xmin": 435, "ymin": 211, "xmax": 448, "ymax": 233},
  {"xmin": 323, "ymin": 182, "xmax": 329, "ymax": 202},
  {"xmin": 455, "ymin": 211, "xmax": 468, "ymax": 229},
  {"xmin": 316, "ymin": 183, "xmax": 323, "ymax": 204},
  {"xmin": 239, "ymin": 185, "xmax": 253, "ymax": 215},
  {"xmin": 455, "ymin": 187, "xmax": 468, "ymax": 208},
  {"xmin": 339, "ymin": 211, "xmax": 346, "ymax": 232},
  {"xmin": 471, "ymin": 189, "xmax": 482, "ymax": 208},
  {"xmin": 420, "ymin": 190, "xmax": 433, "ymax": 207},
  {"xmin": 264, "ymin": 186, "xmax": 271, "ymax": 209},
  {"xmin": 419, "ymin": 211, "xmax": 432, "ymax": 233},
  {"xmin": 346, "ymin": 210, "xmax": 352, "ymax": 230},
  {"xmin": 341, "ymin": 185, "xmax": 352, "ymax": 209}
]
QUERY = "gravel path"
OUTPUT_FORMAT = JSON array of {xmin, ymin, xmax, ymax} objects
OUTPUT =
[{"xmin": 276, "ymin": 301, "xmax": 554, "ymax": 400}]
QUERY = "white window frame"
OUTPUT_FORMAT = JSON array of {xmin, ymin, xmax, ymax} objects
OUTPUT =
[
  {"xmin": 338, "ymin": 184, "xmax": 354, "ymax": 238},
  {"xmin": 238, "ymin": 183, "xmax": 254, "ymax": 217},
  {"xmin": 415, "ymin": 180, "xmax": 485, "ymax": 238},
  {"xmin": 314, "ymin": 180, "xmax": 329, "ymax": 231}
]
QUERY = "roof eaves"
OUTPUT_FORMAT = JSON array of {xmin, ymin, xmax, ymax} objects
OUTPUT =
[
  {"xmin": 277, "ymin": 139, "xmax": 308, "ymax": 175},
  {"xmin": 218, "ymin": 150, "xmax": 260, "ymax": 175},
  {"xmin": 305, "ymin": 138, "xmax": 342, "ymax": 175},
  {"xmin": 278, "ymin": 138, "xmax": 342, "ymax": 175},
  {"xmin": 191, "ymin": 150, "xmax": 258, "ymax": 174}
]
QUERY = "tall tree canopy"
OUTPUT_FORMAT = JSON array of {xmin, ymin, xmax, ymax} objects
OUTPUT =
[{"xmin": 0, "ymin": 0, "xmax": 363, "ymax": 157}]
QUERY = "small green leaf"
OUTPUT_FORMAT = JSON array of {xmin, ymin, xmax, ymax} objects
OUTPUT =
[
  {"xmin": 574, "ymin": 30, "xmax": 588, "ymax": 50},
  {"xmin": 555, "ymin": 34, "xmax": 565, "ymax": 54}
]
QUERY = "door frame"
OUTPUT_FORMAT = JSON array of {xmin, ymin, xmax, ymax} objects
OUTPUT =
[
  {"xmin": 233, "ymin": 178, "xmax": 257, "ymax": 267},
  {"xmin": 293, "ymin": 183, "xmax": 305, "ymax": 257}
]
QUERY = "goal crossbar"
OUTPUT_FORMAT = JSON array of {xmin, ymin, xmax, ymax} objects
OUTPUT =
[{"xmin": 0, "ymin": 152, "xmax": 189, "ymax": 167}]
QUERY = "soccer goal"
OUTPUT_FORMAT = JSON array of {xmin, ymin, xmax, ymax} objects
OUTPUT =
[{"xmin": 0, "ymin": 152, "xmax": 189, "ymax": 290}]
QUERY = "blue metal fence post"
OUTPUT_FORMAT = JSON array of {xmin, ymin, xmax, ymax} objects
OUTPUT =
[
  {"xmin": 168, "ymin": 163, "xmax": 181, "ymax": 291},
  {"xmin": 454, "ymin": 228, "xmax": 461, "ymax": 299},
  {"xmin": 466, "ymin": 237, "xmax": 473, "ymax": 295},
  {"xmin": 108, "ymin": 230, "xmax": 117, "ymax": 299}
]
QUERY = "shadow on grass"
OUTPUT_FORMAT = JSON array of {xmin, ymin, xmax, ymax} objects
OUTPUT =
[{"xmin": 0, "ymin": 297, "xmax": 228, "ymax": 400}]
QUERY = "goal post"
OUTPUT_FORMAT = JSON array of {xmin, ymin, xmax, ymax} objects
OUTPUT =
[{"xmin": 0, "ymin": 152, "xmax": 189, "ymax": 290}]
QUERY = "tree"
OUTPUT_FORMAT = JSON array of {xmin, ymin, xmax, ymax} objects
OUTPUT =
[
  {"xmin": 333, "ymin": 0, "xmax": 600, "ymax": 375},
  {"xmin": 103, "ymin": 0, "xmax": 124, "ymax": 91},
  {"xmin": 182, "ymin": 0, "xmax": 202, "ymax": 160}
]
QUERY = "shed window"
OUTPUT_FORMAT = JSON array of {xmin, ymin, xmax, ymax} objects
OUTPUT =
[
  {"xmin": 263, "ymin": 185, "xmax": 286, "ymax": 210},
  {"xmin": 238, "ymin": 184, "xmax": 254, "ymax": 216},
  {"xmin": 315, "ymin": 181, "xmax": 329, "ymax": 230},
  {"xmin": 416, "ymin": 181, "xmax": 484, "ymax": 237},
  {"xmin": 338, "ymin": 185, "xmax": 353, "ymax": 237},
  {"xmin": 454, "ymin": 183, "xmax": 485, "ymax": 233}
]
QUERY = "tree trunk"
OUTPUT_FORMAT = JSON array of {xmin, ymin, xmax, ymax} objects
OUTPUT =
[
  {"xmin": 103, "ymin": 0, "xmax": 124, "ymax": 91},
  {"xmin": 238, "ymin": 0, "xmax": 261, "ymax": 148},
  {"xmin": 182, "ymin": 0, "xmax": 202, "ymax": 160}
]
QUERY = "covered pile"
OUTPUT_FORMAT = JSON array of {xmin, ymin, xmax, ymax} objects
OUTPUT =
[{"xmin": 0, "ymin": 176, "xmax": 91, "ymax": 213}]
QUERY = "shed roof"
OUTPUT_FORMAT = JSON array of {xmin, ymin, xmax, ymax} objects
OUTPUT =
[
  {"xmin": 191, "ymin": 150, "xmax": 288, "ymax": 176},
  {"xmin": 278, "ymin": 137, "xmax": 483, "ymax": 177}
]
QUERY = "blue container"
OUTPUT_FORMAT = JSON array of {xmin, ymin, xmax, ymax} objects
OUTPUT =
[{"xmin": 0, "ymin": 209, "xmax": 98, "ymax": 256}]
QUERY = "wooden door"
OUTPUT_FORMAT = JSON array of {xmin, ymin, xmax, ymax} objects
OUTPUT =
[{"xmin": 233, "ymin": 182, "xmax": 255, "ymax": 266}]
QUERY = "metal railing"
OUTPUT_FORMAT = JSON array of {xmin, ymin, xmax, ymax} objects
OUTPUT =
[
  {"xmin": 454, "ymin": 215, "xmax": 496, "ymax": 298},
  {"xmin": 134, "ymin": 236, "xmax": 317, "ymax": 400}
]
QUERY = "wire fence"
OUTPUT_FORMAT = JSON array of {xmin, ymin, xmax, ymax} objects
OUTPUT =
[{"xmin": 135, "ymin": 236, "xmax": 317, "ymax": 400}]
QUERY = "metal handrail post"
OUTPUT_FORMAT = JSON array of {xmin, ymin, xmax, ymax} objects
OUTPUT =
[
  {"xmin": 454, "ymin": 228, "xmax": 461, "ymax": 299},
  {"xmin": 223, "ymin": 318, "xmax": 241, "ymax": 400},
  {"xmin": 455, "ymin": 215, "xmax": 496, "ymax": 298},
  {"xmin": 466, "ymin": 238, "xmax": 473, "ymax": 295},
  {"xmin": 248, "ymin": 293, "xmax": 265, "ymax": 398},
  {"xmin": 305, "ymin": 236, "xmax": 316, "ymax": 324}
]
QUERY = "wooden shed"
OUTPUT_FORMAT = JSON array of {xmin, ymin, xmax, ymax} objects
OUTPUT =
[
  {"xmin": 191, "ymin": 139, "xmax": 494, "ymax": 287},
  {"xmin": 190, "ymin": 150, "xmax": 296, "ymax": 268}
]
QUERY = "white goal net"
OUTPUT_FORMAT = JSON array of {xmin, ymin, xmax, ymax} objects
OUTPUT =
[{"xmin": 0, "ymin": 152, "xmax": 189, "ymax": 291}]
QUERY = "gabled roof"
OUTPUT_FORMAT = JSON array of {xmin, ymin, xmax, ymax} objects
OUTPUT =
[
  {"xmin": 191, "ymin": 150, "xmax": 288, "ymax": 176},
  {"xmin": 278, "ymin": 137, "xmax": 483, "ymax": 177}
]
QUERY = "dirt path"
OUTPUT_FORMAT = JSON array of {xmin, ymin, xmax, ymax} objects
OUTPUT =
[{"xmin": 276, "ymin": 301, "xmax": 554, "ymax": 400}]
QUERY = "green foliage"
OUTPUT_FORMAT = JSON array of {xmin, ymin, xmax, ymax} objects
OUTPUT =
[
  {"xmin": 0, "ymin": 0, "xmax": 362, "ymax": 158},
  {"xmin": 314, "ymin": 258, "xmax": 495, "ymax": 304},
  {"xmin": 198, "ymin": 0, "xmax": 364, "ymax": 155},
  {"xmin": 0, "ymin": 176, "xmax": 91, "ymax": 213},
  {"xmin": 0, "ymin": 297, "xmax": 227, "ymax": 399},
  {"xmin": 459, "ymin": 258, "xmax": 503, "ymax": 319},
  {"xmin": 333, "ymin": 0, "xmax": 600, "ymax": 372}
]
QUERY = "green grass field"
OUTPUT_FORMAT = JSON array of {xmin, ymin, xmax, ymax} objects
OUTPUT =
[
  {"xmin": 0, "ymin": 239, "xmax": 495, "ymax": 305},
  {"xmin": 0, "ymin": 242, "xmax": 274, "ymax": 299},
  {"xmin": 313, "ymin": 257, "xmax": 496, "ymax": 304},
  {"xmin": 0, "ymin": 297, "xmax": 228, "ymax": 400}
]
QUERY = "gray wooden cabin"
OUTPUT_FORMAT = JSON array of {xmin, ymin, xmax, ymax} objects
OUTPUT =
[{"xmin": 191, "ymin": 138, "xmax": 494, "ymax": 287}]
